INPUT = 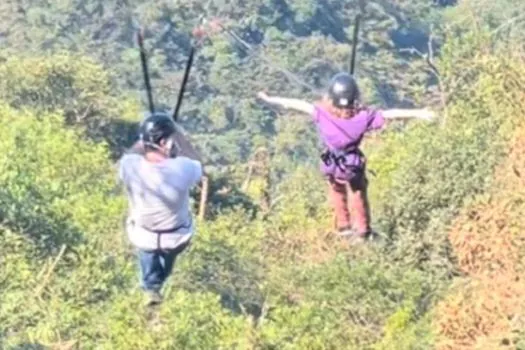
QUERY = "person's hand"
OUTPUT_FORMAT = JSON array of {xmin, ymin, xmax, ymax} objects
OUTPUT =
[
  {"xmin": 418, "ymin": 108, "xmax": 435, "ymax": 121},
  {"xmin": 257, "ymin": 91, "xmax": 269, "ymax": 101}
]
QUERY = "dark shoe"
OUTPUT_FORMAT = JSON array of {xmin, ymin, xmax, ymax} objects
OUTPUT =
[
  {"xmin": 144, "ymin": 290, "xmax": 163, "ymax": 307},
  {"xmin": 345, "ymin": 229, "xmax": 380, "ymax": 245},
  {"xmin": 365, "ymin": 230, "xmax": 382, "ymax": 243}
]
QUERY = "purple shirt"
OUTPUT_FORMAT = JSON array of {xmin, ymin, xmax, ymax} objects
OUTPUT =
[{"xmin": 312, "ymin": 105, "xmax": 385, "ymax": 180}]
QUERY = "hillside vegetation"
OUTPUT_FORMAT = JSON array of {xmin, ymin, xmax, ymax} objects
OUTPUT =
[{"xmin": 1, "ymin": 0, "xmax": 524, "ymax": 349}]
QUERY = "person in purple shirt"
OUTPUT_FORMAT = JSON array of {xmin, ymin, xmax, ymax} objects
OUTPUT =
[{"xmin": 256, "ymin": 72, "xmax": 434, "ymax": 244}]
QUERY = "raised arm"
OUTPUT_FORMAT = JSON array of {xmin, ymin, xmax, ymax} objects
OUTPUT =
[
  {"xmin": 173, "ymin": 127, "xmax": 204, "ymax": 164},
  {"xmin": 382, "ymin": 108, "xmax": 435, "ymax": 121},
  {"xmin": 257, "ymin": 91, "xmax": 314, "ymax": 115}
]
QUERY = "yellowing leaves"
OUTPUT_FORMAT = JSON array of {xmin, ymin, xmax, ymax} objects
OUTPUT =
[{"xmin": 434, "ymin": 113, "xmax": 525, "ymax": 350}]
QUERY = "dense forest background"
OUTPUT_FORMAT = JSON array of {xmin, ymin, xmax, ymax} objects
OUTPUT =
[{"xmin": 1, "ymin": 0, "xmax": 524, "ymax": 348}]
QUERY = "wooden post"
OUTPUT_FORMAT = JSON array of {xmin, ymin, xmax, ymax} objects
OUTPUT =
[{"xmin": 198, "ymin": 175, "xmax": 209, "ymax": 220}]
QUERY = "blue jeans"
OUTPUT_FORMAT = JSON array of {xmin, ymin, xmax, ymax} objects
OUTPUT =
[{"xmin": 137, "ymin": 241, "xmax": 190, "ymax": 292}]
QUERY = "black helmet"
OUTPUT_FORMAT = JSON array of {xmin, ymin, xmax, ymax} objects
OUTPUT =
[
  {"xmin": 327, "ymin": 72, "xmax": 359, "ymax": 109},
  {"xmin": 139, "ymin": 112, "xmax": 177, "ymax": 155}
]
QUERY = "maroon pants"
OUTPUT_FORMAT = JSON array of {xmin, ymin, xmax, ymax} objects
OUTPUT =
[{"xmin": 328, "ymin": 173, "xmax": 371, "ymax": 237}]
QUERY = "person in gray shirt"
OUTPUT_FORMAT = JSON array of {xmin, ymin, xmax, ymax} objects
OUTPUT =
[{"xmin": 119, "ymin": 112, "xmax": 203, "ymax": 306}]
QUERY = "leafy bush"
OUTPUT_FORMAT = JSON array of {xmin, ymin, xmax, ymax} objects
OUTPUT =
[
  {"xmin": 1, "ymin": 1, "xmax": 524, "ymax": 348},
  {"xmin": 0, "ymin": 52, "xmax": 140, "ymax": 156},
  {"xmin": 365, "ymin": 32, "xmax": 523, "ymax": 280},
  {"xmin": 433, "ymin": 113, "xmax": 525, "ymax": 350}
]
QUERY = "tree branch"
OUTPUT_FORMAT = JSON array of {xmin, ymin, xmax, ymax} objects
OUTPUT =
[
  {"xmin": 198, "ymin": 175, "xmax": 209, "ymax": 220},
  {"xmin": 34, "ymin": 244, "xmax": 67, "ymax": 298},
  {"xmin": 399, "ymin": 26, "xmax": 448, "ymax": 124}
]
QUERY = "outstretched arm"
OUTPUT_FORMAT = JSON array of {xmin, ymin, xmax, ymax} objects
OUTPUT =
[
  {"xmin": 256, "ymin": 91, "xmax": 314, "ymax": 115},
  {"xmin": 382, "ymin": 108, "xmax": 435, "ymax": 121}
]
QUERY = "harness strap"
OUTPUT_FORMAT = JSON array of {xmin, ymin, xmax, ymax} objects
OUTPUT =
[
  {"xmin": 129, "ymin": 217, "xmax": 193, "ymax": 250},
  {"xmin": 316, "ymin": 107, "xmax": 364, "ymax": 171},
  {"xmin": 321, "ymin": 147, "xmax": 364, "ymax": 169},
  {"xmin": 154, "ymin": 218, "xmax": 193, "ymax": 250}
]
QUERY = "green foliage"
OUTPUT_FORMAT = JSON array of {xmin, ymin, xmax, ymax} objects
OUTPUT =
[
  {"xmin": 0, "ymin": 0, "xmax": 443, "ymax": 175},
  {"xmin": 249, "ymin": 252, "xmax": 434, "ymax": 349},
  {"xmin": 364, "ymin": 27, "xmax": 522, "ymax": 280},
  {"xmin": 1, "ymin": 0, "xmax": 524, "ymax": 348},
  {"xmin": 0, "ymin": 104, "xmax": 435, "ymax": 348},
  {"xmin": 0, "ymin": 105, "xmax": 132, "ymax": 348},
  {"xmin": 101, "ymin": 291, "xmax": 254, "ymax": 349},
  {"xmin": 374, "ymin": 308, "xmax": 434, "ymax": 350},
  {"xmin": 0, "ymin": 52, "xmax": 141, "ymax": 157},
  {"xmin": 0, "ymin": 104, "xmax": 124, "ymax": 253}
]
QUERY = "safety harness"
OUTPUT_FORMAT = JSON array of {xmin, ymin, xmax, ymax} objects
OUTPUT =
[{"xmin": 317, "ymin": 107, "xmax": 366, "ymax": 175}]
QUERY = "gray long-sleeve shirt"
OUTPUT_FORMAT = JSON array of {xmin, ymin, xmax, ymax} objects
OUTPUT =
[{"xmin": 118, "ymin": 153, "xmax": 202, "ymax": 250}]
